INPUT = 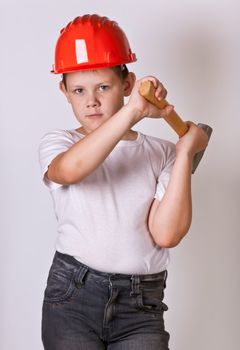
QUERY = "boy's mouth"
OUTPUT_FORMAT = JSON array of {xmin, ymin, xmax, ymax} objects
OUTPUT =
[{"xmin": 86, "ymin": 113, "xmax": 103, "ymax": 118}]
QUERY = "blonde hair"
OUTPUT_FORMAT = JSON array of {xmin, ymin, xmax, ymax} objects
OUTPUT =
[{"xmin": 61, "ymin": 65, "xmax": 129, "ymax": 90}]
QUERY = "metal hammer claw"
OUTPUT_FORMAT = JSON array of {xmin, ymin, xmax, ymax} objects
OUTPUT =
[{"xmin": 139, "ymin": 80, "xmax": 212, "ymax": 174}]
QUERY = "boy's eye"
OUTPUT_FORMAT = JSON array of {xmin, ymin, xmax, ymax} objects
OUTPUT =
[
  {"xmin": 74, "ymin": 88, "xmax": 84, "ymax": 94},
  {"xmin": 99, "ymin": 85, "xmax": 109, "ymax": 91}
]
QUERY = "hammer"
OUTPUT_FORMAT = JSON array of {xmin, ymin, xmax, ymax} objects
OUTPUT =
[{"xmin": 139, "ymin": 81, "xmax": 212, "ymax": 173}]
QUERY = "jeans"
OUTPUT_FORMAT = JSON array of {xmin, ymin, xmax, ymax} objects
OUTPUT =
[{"xmin": 42, "ymin": 251, "xmax": 170, "ymax": 349}]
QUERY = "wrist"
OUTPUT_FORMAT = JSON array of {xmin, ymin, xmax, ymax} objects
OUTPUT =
[
  {"xmin": 176, "ymin": 143, "xmax": 195, "ymax": 159},
  {"xmin": 176, "ymin": 148, "xmax": 194, "ymax": 162},
  {"xmin": 124, "ymin": 103, "xmax": 143, "ymax": 125}
]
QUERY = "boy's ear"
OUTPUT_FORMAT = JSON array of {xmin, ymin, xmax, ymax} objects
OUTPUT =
[
  {"xmin": 123, "ymin": 72, "xmax": 136, "ymax": 97},
  {"xmin": 59, "ymin": 81, "xmax": 71, "ymax": 103}
]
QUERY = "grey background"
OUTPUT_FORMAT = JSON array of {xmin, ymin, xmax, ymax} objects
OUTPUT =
[{"xmin": 1, "ymin": 0, "xmax": 239, "ymax": 349}]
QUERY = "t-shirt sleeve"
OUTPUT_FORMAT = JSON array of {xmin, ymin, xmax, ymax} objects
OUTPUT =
[
  {"xmin": 38, "ymin": 129, "xmax": 75, "ymax": 190},
  {"xmin": 154, "ymin": 141, "xmax": 176, "ymax": 201}
]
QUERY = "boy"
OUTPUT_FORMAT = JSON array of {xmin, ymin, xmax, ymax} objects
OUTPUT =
[{"xmin": 39, "ymin": 14, "xmax": 208, "ymax": 350}]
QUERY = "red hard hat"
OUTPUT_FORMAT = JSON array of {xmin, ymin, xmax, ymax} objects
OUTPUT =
[{"xmin": 52, "ymin": 14, "xmax": 137, "ymax": 74}]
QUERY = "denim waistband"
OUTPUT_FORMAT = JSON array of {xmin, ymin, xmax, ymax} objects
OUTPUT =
[{"xmin": 54, "ymin": 251, "xmax": 167, "ymax": 284}]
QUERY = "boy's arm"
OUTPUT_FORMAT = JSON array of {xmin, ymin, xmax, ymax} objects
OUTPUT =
[
  {"xmin": 47, "ymin": 104, "xmax": 137, "ymax": 184},
  {"xmin": 148, "ymin": 122, "xmax": 209, "ymax": 248},
  {"xmin": 148, "ymin": 152, "xmax": 192, "ymax": 248},
  {"xmin": 47, "ymin": 76, "xmax": 173, "ymax": 185}
]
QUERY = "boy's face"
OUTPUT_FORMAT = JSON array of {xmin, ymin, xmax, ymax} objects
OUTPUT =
[{"xmin": 60, "ymin": 68, "xmax": 135, "ymax": 134}]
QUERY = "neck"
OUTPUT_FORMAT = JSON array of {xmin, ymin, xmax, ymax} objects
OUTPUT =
[{"xmin": 76, "ymin": 126, "xmax": 138, "ymax": 141}]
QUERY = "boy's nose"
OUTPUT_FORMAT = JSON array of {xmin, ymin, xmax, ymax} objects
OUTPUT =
[{"xmin": 86, "ymin": 94, "xmax": 100, "ymax": 108}]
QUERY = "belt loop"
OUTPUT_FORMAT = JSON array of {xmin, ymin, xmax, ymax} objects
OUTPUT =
[
  {"xmin": 130, "ymin": 275, "xmax": 140, "ymax": 296},
  {"xmin": 74, "ymin": 265, "xmax": 88, "ymax": 287},
  {"xmin": 164, "ymin": 270, "xmax": 168, "ymax": 288}
]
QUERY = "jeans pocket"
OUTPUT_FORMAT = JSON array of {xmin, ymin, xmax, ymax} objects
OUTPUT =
[
  {"xmin": 136, "ymin": 280, "xmax": 168, "ymax": 314},
  {"xmin": 43, "ymin": 255, "xmax": 79, "ymax": 303}
]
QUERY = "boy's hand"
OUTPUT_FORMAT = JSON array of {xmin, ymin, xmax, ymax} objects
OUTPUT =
[
  {"xmin": 176, "ymin": 121, "xmax": 209, "ymax": 158},
  {"xmin": 127, "ymin": 76, "xmax": 174, "ymax": 122}
]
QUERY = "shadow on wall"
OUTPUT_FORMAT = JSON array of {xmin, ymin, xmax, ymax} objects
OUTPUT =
[
  {"xmin": 163, "ymin": 22, "xmax": 225, "ymax": 124},
  {"xmin": 159, "ymin": 21, "xmax": 233, "ymax": 349}
]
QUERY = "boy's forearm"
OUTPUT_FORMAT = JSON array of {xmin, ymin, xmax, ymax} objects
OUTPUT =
[
  {"xmin": 57, "ymin": 105, "xmax": 140, "ymax": 183},
  {"xmin": 150, "ymin": 152, "xmax": 193, "ymax": 248}
]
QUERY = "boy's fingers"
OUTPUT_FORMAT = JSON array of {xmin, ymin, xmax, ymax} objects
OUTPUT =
[
  {"xmin": 162, "ymin": 105, "xmax": 174, "ymax": 116},
  {"xmin": 155, "ymin": 86, "xmax": 167, "ymax": 100}
]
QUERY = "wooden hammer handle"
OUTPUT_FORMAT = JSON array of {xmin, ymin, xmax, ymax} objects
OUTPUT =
[{"xmin": 139, "ymin": 81, "xmax": 188, "ymax": 137}]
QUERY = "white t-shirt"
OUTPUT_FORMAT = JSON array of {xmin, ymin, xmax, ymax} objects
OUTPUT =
[{"xmin": 39, "ymin": 129, "xmax": 176, "ymax": 274}]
